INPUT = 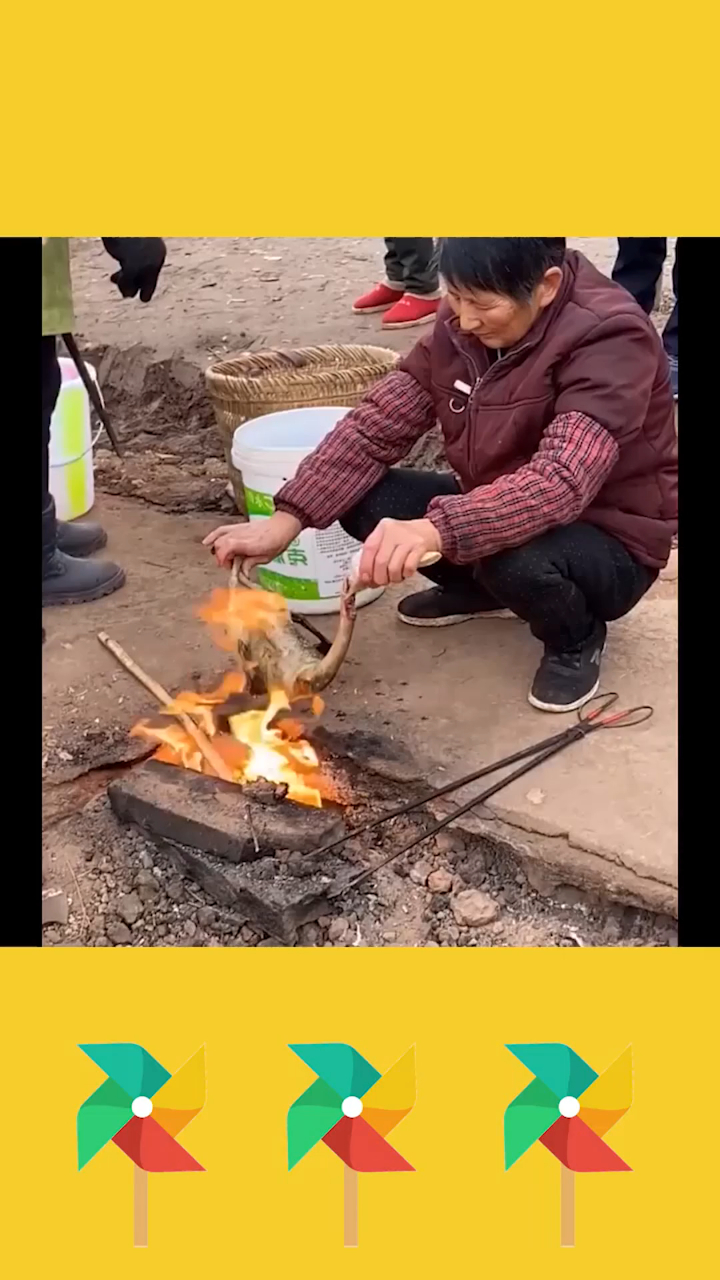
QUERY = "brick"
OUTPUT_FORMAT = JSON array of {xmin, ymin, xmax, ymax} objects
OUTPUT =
[
  {"xmin": 158, "ymin": 837, "xmax": 357, "ymax": 944},
  {"xmin": 108, "ymin": 760, "xmax": 345, "ymax": 862}
]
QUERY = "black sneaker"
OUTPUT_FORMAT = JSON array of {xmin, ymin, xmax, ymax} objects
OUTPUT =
[
  {"xmin": 398, "ymin": 585, "xmax": 514, "ymax": 627},
  {"xmin": 528, "ymin": 621, "xmax": 607, "ymax": 713},
  {"xmin": 56, "ymin": 519, "xmax": 108, "ymax": 557}
]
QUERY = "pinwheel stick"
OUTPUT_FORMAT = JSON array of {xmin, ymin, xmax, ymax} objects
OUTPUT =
[
  {"xmin": 560, "ymin": 1167, "xmax": 574, "ymax": 1248},
  {"xmin": 134, "ymin": 1166, "xmax": 148, "ymax": 1248},
  {"xmin": 344, "ymin": 1166, "xmax": 359, "ymax": 1247}
]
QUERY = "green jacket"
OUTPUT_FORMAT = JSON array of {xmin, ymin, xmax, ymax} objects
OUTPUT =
[{"xmin": 42, "ymin": 237, "xmax": 74, "ymax": 336}]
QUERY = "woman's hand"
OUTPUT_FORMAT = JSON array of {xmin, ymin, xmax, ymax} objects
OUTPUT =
[
  {"xmin": 357, "ymin": 518, "xmax": 442, "ymax": 586},
  {"xmin": 203, "ymin": 511, "xmax": 302, "ymax": 570}
]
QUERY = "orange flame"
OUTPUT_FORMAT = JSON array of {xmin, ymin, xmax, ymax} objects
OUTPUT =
[{"xmin": 130, "ymin": 592, "xmax": 335, "ymax": 807}]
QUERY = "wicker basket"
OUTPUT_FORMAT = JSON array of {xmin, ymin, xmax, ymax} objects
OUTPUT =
[{"xmin": 205, "ymin": 343, "xmax": 399, "ymax": 513}]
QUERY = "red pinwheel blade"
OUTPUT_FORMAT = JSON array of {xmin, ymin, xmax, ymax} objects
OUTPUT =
[
  {"xmin": 113, "ymin": 1116, "xmax": 205, "ymax": 1172},
  {"xmin": 323, "ymin": 1116, "xmax": 414, "ymax": 1172},
  {"xmin": 540, "ymin": 1116, "xmax": 631, "ymax": 1172}
]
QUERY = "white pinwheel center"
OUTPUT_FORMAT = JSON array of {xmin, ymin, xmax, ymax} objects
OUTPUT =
[
  {"xmin": 131, "ymin": 1095, "xmax": 153, "ymax": 1118},
  {"xmin": 558, "ymin": 1095, "xmax": 580, "ymax": 1118},
  {"xmin": 341, "ymin": 1095, "xmax": 363, "ymax": 1118}
]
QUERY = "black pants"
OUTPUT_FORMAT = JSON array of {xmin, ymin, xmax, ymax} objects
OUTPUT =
[
  {"xmin": 339, "ymin": 469, "xmax": 657, "ymax": 651},
  {"xmin": 612, "ymin": 238, "xmax": 678, "ymax": 360},
  {"xmin": 42, "ymin": 336, "xmax": 62, "ymax": 557},
  {"xmin": 384, "ymin": 239, "xmax": 439, "ymax": 296}
]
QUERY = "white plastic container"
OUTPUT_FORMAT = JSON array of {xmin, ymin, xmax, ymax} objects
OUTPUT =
[
  {"xmin": 48, "ymin": 357, "xmax": 100, "ymax": 521},
  {"xmin": 231, "ymin": 406, "xmax": 384, "ymax": 616}
]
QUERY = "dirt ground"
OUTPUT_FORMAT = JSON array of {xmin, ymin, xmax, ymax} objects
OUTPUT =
[
  {"xmin": 71, "ymin": 237, "xmax": 675, "ymax": 361},
  {"xmin": 70, "ymin": 238, "xmax": 676, "ymax": 512},
  {"xmin": 41, "ymin": 238, "xmax": 678, "ymax": 949}
]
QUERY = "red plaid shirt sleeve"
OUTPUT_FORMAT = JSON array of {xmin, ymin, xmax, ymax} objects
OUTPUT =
[
  {"xmin": 426, "ymin": 412, "xmax": 619, "ymax": 564},
  {"xmin": 273, "ymin": 370, "xmax": 436, "ymax": 529}
]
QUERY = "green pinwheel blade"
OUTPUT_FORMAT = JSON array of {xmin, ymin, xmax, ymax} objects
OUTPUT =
[
  {"xmin": 506, "ymin": 1043, "xmax": 597, "ymax": 1099},
  {"xmin": 504, "ymin": 1076, "xmax": 561, "ymax": 1169},
  {"xmin": 289, "ymin": 1043, "xmax": 380, "ymax": 1099},
  {"xmin": 78, "ymin": 1043, "xmax": 171, "ymax": 1098},
  {"xmin": 77, "ymin": 1077, "xmax": 133, "ymax": 1169},
  {"xmin": 287, "ymin": 1076, "xmax": 344, "ymax": 1169}
]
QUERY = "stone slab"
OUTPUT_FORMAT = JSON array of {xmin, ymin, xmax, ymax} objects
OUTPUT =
[{"xmin": 108, "ymin": 760, "xmax": 345, "ymax": 862}]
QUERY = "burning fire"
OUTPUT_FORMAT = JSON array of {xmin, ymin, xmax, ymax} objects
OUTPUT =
[{"xmin": 130, "ymin": 594, "xmax": 335, "ymax": 808}]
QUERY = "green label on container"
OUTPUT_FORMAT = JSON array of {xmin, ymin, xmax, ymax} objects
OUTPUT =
[
  {"xmin": 244, "ymin": 486, "xmax": 275, "ymax": 517},
  {"xmin": 257, "ymin": 567, "xmax": 320, "ymax": 600}
]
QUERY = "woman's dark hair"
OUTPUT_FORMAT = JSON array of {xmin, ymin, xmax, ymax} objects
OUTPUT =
[{"xmin": 438, "ymin": 238, "xmax": 567, "ymax": 302}]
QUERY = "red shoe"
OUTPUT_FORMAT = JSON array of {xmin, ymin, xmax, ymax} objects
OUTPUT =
[
  {"xmin": 382, "ymin": 294, "xmax": 440, "ymax": 329},
  {"xmin": 352, "ymin": 282, "xmax": 404, "ymax": 314}
]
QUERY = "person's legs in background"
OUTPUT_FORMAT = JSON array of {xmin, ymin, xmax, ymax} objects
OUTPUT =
[
  {"xmin": 612, "ymin": 237, "xmax": 677, "ymax": 398},
  {"xmin": 42, "ymin": 337, "xmax": 126, "ymax": 616},
  {"xmin": 386, "ymin": 239, "xmax": 439, "ymax": 298},
  {"xmin": 612, "ymin": 237, "xmax": 667, "ymax": 313},
  {"xmin": 353, "ymin": 239, "xmax": 441, "ymax": 329}
]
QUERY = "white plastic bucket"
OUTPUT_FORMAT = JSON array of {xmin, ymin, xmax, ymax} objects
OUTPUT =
[
  {"xmin": 231, "ymin": 406, "xmax": 384, "ymax": 616},
  {"xmin": 48, "ymin": 357, "xmax": 101, "ymax": 521}
]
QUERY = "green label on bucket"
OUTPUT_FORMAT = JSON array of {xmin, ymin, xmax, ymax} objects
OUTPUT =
[
  {"xmin": 257, "ymin": 567, "xmax": 320, "ymax": 600},
  {"xmin": 244, "ymin": 487, "xmax": 275, "ymax": 517}
]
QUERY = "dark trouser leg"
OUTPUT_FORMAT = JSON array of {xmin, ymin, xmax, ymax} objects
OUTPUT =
[
  {"xmin": 479, "ymin": 522, "xmax": 657, "ymax": 651},
  {"xmin": 383, "ymin": 239, "xmax": 439, "ymax": 296},
  {"xmin": 662, "ymin": 239, "xmax": 679, "ymax": 360},
  {"xmin": 382, "ymin": 240, "xmax": 407, "ymax": 291},
  {"xmin": 42, "ymin": 335, "xmax": 61, "ymax": 564},
  {"xmin": 338, "ymin": 471, "xmax": 507, "ymax": 614},
  {"xmin": 612, "ymin": 238, "xmax": 667, "ymax": 314},
  {"xmin": 341, "ymin": 468, "xmax": 466, "ymax": 586}
]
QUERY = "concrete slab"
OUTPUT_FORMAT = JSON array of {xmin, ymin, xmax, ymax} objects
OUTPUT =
[
  {"xmin": 325, "ymin": 577, "xmax": 677, "ymax": 914},
  {"xmin": 42, "ymin": 496, "xmax": 677, "ymax": 914}
]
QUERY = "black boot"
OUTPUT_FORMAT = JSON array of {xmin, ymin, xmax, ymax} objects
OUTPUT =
[
  {"xmin": 56, "ymin": 519, "xmax": 108, "ymax": 557},
  {"xmin": 42, "ymin": 497, "xmax": 125, "ymax": 606}
]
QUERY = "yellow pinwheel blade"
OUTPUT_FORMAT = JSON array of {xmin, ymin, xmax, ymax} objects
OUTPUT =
[
  {"xmin": 152, "ymin": 1046, "xmax": 206, "ymax": 1137},
  {"xmin": 579, "ymin": 1045, "xmax": 632, "ymax": 1137},
  {"xmin": 362, "ymin": 1046, "xmax": 415, "ymax": 1137}
]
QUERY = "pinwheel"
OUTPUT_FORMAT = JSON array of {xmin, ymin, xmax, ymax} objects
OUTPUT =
[
  {"xmin": 77, "ymin": 1043, "xmax": 206, "ymax": 1246},
  {"xmin": 287, "ymin": 1042, "xmax": 415, "ymax": 1246},
  {"xmin": 504, "ymin": 1043, "xmax": 632, "ymax": 1246}
]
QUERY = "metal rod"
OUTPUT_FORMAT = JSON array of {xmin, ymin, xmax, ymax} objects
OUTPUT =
[
  {"xmin": 292, "ymin": 615, "xmax": 332, "ymax": 656},
  {"xmin": 332, "ymin": 734, "xmax": 577, "ymax": 897},
  {"xmin": 62, "ymin": 332, "xmax": 124, "ymax": 457},
  {"xmin": 315, "ymin": 724, "xmax": 580, "ymax": 858}
]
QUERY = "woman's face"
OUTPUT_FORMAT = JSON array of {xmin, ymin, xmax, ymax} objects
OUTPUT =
[{"xmin": 445, "ymin": 267, "xmax": 563, "ymax": 349}]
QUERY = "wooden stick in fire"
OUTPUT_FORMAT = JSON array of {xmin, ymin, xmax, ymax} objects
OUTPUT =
[{"xmin": 97, "ymin": 631, "xmax": 235, "ymax": 783}]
